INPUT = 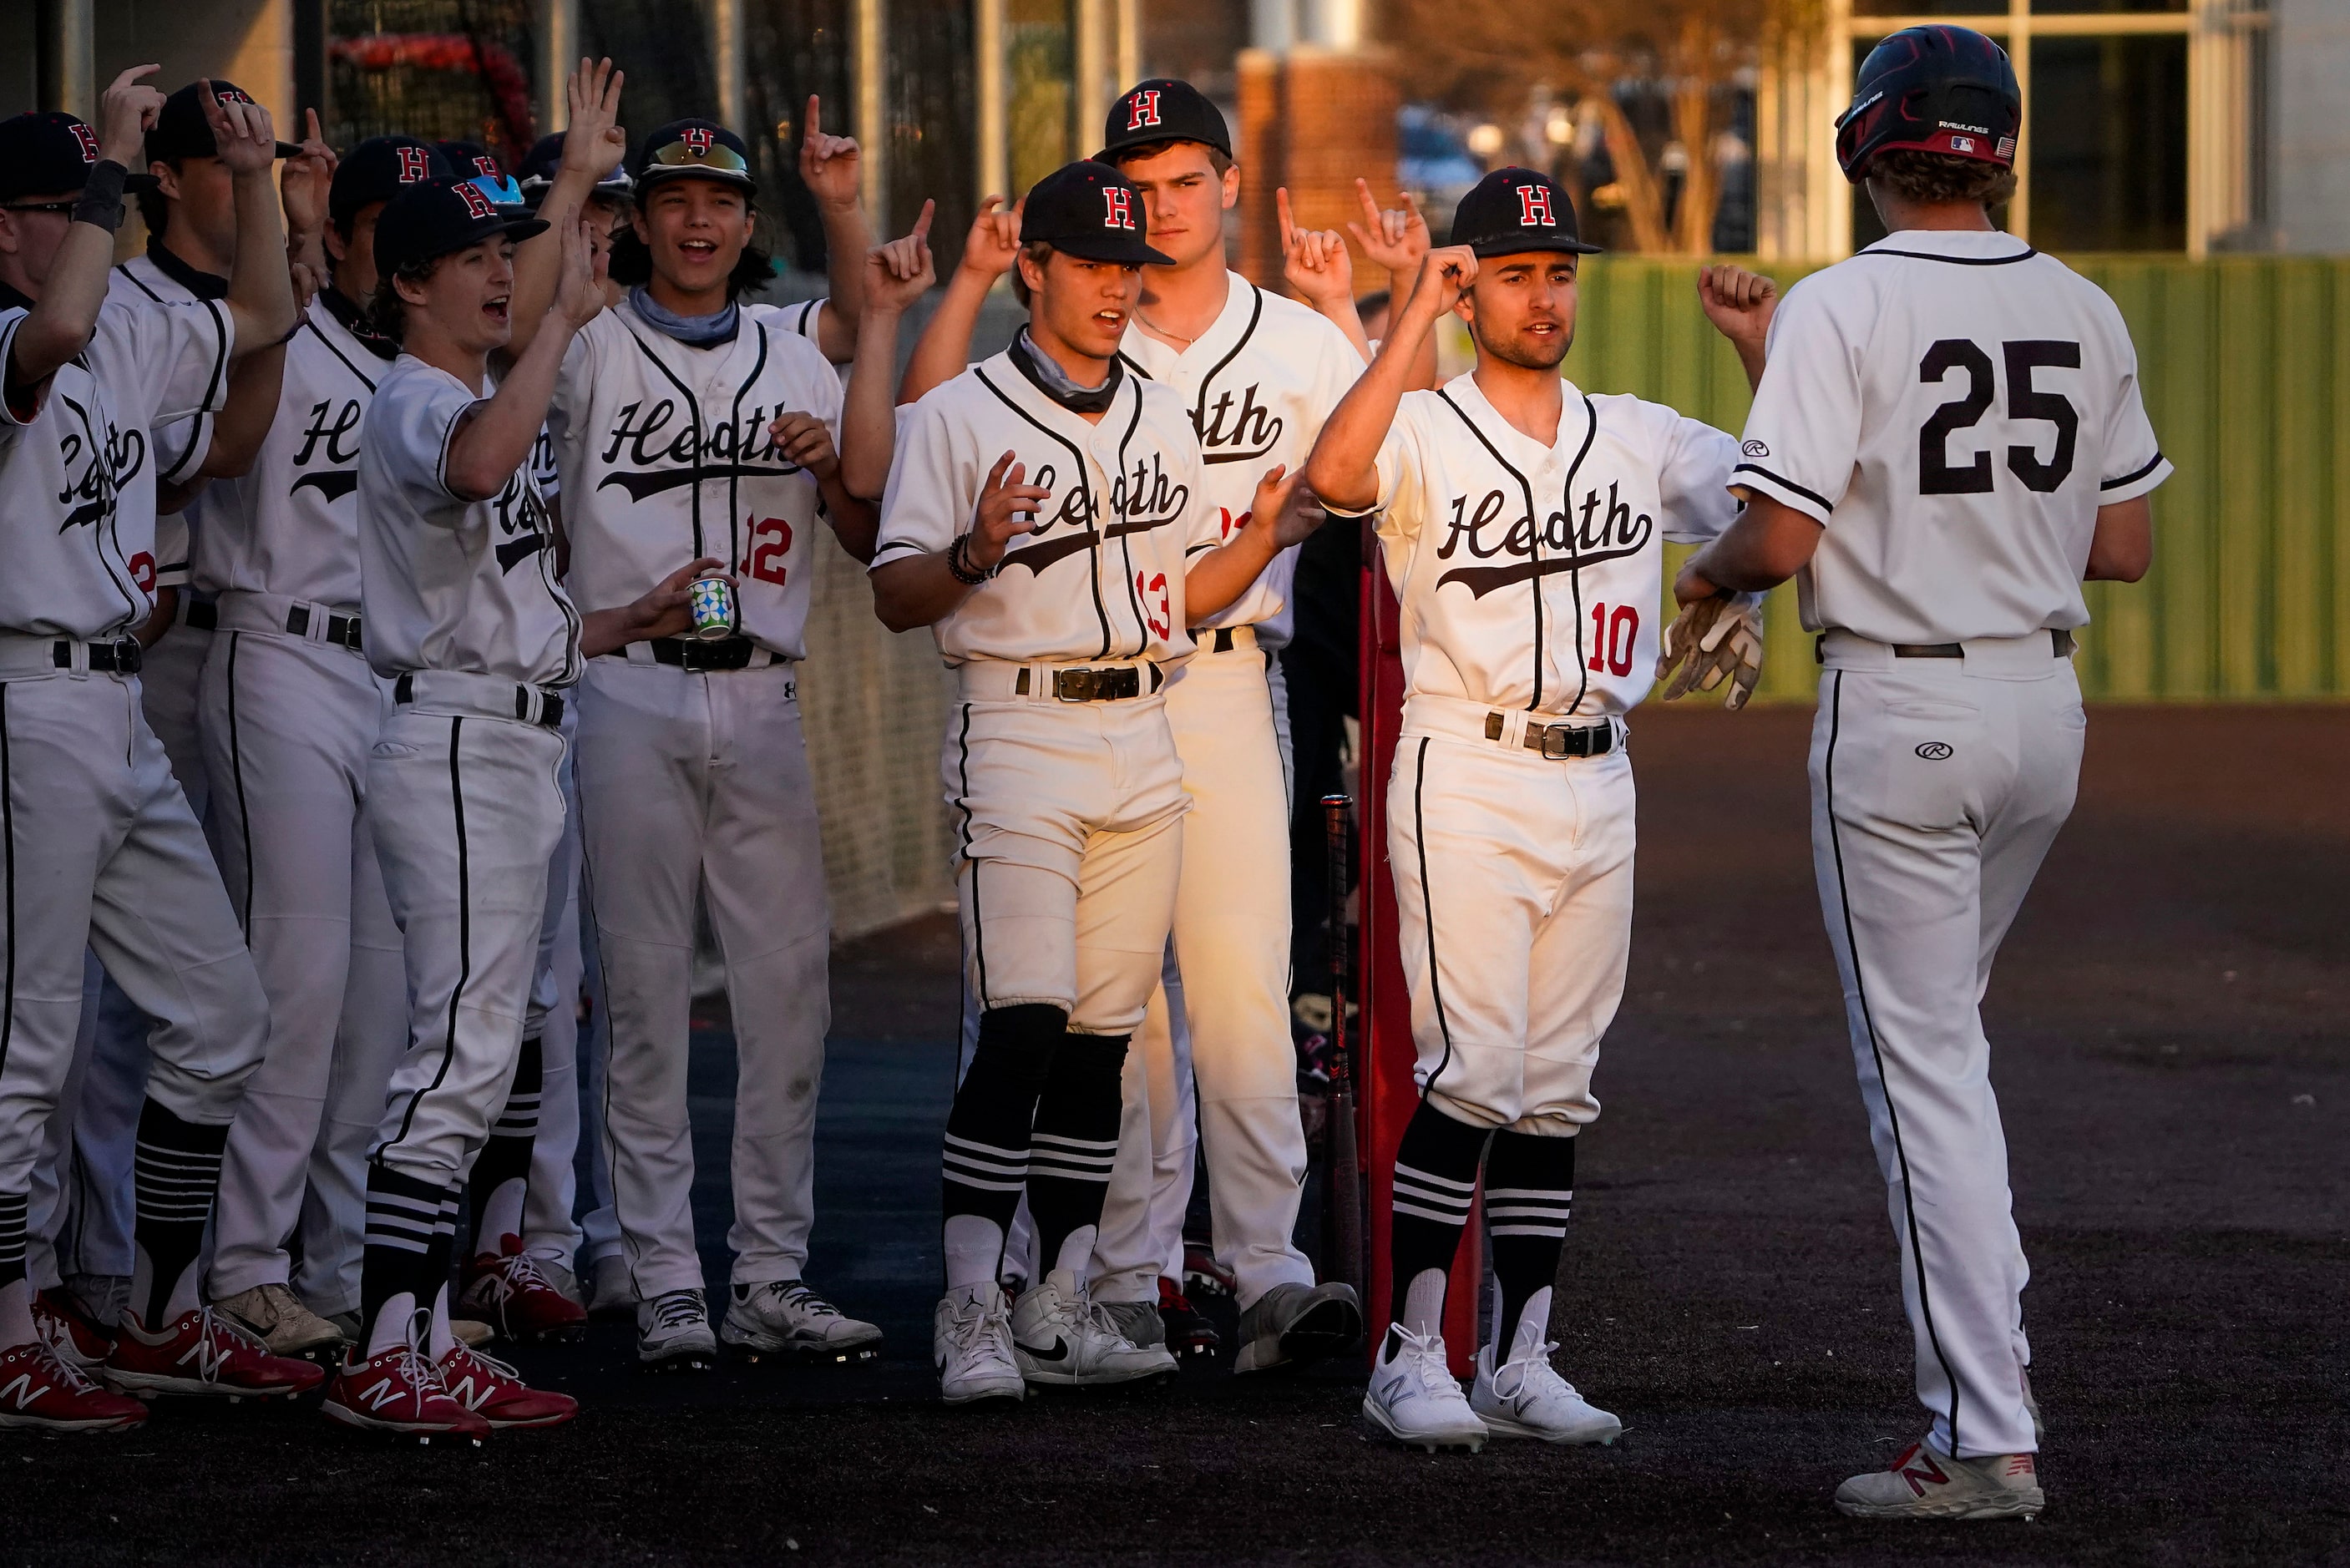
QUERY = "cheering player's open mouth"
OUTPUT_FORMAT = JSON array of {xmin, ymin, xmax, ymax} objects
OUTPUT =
[
  {"xmin": 680, "ymin": 238, "xmax": 718, "ymax": 260},
  {"xmin": 484, "ymin": 292, "xmax": 511, "ymax": 327}
]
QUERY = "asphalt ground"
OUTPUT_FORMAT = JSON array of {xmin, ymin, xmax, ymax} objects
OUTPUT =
[{"xmin": 6, "ymin": 705, "xmax": 2345, "ymax": 1566}]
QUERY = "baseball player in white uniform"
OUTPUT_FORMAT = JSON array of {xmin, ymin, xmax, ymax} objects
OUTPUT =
[
  {"xmin": 196, "ymin": 137, "xmax": 453, "ymax": 1363},
  {"xmin": 1308, "ymin": 169, "xmax": 1749, "ymax": 1452},
  {"xmin": 326, "ymin": 176, "xmax": 697, "ymax": 1439},
  {"xmin": 0, "ymin": 78, "xmax": 321, "ymax": 1434},
  {"xmin": 527, "ymin": 96, "xmax": 914, "ymax": 1368},
  {"xmin": 1676, "ymin": 26, "xmax": 2165, "ymax": 1520},
  {"xmin": 874, "ymin": 160, "xmax": 1299, "ymax": 1404},
  {"xmin": 31, "ymin": 78, "xmax": 306, "ymax": 1326}
]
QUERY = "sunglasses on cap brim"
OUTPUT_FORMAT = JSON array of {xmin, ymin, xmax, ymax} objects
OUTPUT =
[
  {"xmin": 644, "ymin": 139, "xmax": 751, "ymax": 175},
  {"xmin": 468, "ymin": 173, "xmax": 526, "ymax": 210}
]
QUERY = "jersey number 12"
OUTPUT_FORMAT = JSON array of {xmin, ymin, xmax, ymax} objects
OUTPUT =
[{"xmin": 1918, "ymin": 339, "xmax": 2079, "ymax": 497}]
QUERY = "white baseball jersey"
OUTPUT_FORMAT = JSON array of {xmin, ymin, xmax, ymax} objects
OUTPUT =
[
  {"xmin": 112, "ymin": 251, "xmax": 230, "ymax": 586},
  {"xmin": 1371, "ymin": 373, "xmax": 1740, "ymax": 719},
  {"xmin": 198, "ymin": 293, "xmax": 393, "ymax": 607},
  {"xmin": 1735, "ymin": 230, "xmax": 2170, "ymax": 645},
  {"xmin": 874, "ymin": 352, "xmax": 1220, "ymax": 666},
  {"xmin": 1120, "ymin": 273, "xmax": 1360, "ymax": 645},
  {"xmin": 0, "ymin": 296, "xmax": 233, "ymax": 638},
  {"xmin": 547, "ymin": 297, "xmax": 843, "ymax": 657},
  {"xmin": 358, "ymin": 354, "xmax": 581, "ymax": 686}
]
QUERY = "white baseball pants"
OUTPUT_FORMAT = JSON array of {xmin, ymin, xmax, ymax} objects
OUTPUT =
[
  {"xmin": 1385, "ymin": 697, "xmax": 1637, "ymax": 1136},
  {"xmin": 0, "ymin": 666, "xmax": 266, "ymax": 1200},
  {"xmin": 575, "ymin": 658, "xmax": 829, "ymax": 1297},
  {"xmin": 1093, "ymin": 642, "xmax": 1314, "ymax": 1308},
  {"xmin": 524, "ymin": 739, "xmax": 586, "ymax": 1267},
  {"xmin": 201, "ymin": 624, "xmax": 407, "ymax": 1305},
  {"xmin": 1811, "ymin": 636, "xmax": 2083, "ymax": 1460},
  {"xmin": 948, "ymin": 671, "xmax": 1188, "ymax": 1038},
  {"xmin": 26, "ymin": 624, "xmax": 227, "ymax": 1288},
  {"xmin": 367, "ymin": 693, "xmax": 568, "ymax": 1186}
]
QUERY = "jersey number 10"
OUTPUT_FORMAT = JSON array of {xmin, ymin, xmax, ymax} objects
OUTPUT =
[{"xmin": 1918, "ymin": 338, "xmax": 2079, "ymax": 497}]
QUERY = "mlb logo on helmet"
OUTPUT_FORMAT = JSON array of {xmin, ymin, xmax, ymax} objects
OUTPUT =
[
  {"xmin": 68, "ymin": 122, "xmax": 101, "ymax": 163},
  {"xmin": 1516, "ymin": 183, "xmax": 1556, "ymax": 229},
  {"xmin": 454, "ymin": 180, "xmax": 497, "ymax": 220},
  {"xmin": 1103, "ymin": 185, "xmax": 1135, "ymax": 231},
  {"xmin": 396, "ymin": 144, "xmax": 431, "ymax": 182},
  {"xmin": 1126, "ymin": 89, "xmax": 1163, "ymax": 130},
  {"xmin": 1950, "ymin": 134, "xmax": 1977, "ymax": 153}
]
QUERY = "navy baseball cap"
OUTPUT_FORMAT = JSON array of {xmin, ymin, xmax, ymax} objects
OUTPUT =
[
  {"xmin": 1020, "ymin": 161, "xmax": 1172, "ymax": 266},
  {"xmin": 437, "ymin": 141, "xmax": 524, "ymax": 210},
  {"xmin": 0, "ymin": 113, "xmax": 159, "ymax": 204},
  {"xmin": 145, "ymin": 80, "xmax": 299, "ymax": 164},
  {"xmin": 329, "ymin": 136, "xmax": 451, "ymax": 230},
  {"xmin": 1097, "ymin": 78, "xmax": 1231, "ymax": 163},
  {"xmin": 1449, "ymin": 168, "xmax": 1603, "ymax": 258},
  {"xmin": 372, "ymin": 177, "xmax": 550, "ymax": 277},
  {"xmin": 631, "ymin": 120, "xmax": 756, "ymax": 195},
  {"xmin": 516, "ymin": 132, "xmax": 632, "ymax": 207}
]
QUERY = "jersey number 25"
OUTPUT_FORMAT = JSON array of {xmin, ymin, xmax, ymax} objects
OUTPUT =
[{"xmin": 1918, "ymin": 338, "xmax": 2079, "ymax": 498}]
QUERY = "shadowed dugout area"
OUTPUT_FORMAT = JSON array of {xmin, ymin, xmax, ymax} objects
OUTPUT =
[{"xmin": 7, "ymin": 706, "xmax": 2344, "ymax": 1566}]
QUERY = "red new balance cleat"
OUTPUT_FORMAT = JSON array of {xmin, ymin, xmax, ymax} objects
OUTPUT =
[
  {"xmin": 0, "ymin": 1340, "xmax": 148, "ymax": 1434},
  {"xmin": 458, "ymin": 1240, "xmax": 587, "ymax": 1344},
  {"xmin": 33, "ymin": 1290, "xmax": 114, "ymax": 1372},
  {"xmin": 435, "ymin": 1342, "xmax": 577, "ymax": 1429},
  {"xmin": 322, "ymin": 1341, "xmax": 491, "ymax": 1444},
  {"xmin": 105, "ymin": 1307, "xmax": 328, "ymax": 1401}
]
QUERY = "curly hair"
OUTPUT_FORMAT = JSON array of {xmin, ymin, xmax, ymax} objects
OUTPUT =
[
  {"xmin": 366, "ymin": 255, "xmax": 444, "ymax": 346},
  {"xmin": 1868, "ymin": 149, "xmax": 2018, "ymax": 210}
]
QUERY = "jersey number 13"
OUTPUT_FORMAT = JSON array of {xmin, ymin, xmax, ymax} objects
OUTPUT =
[{"xmin": 1918, "ymin": 338, "xmax": 2079, "ymax": 497}]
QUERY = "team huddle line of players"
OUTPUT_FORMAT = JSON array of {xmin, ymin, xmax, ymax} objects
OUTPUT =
[{"xmin": 0, "ymin": 24, "xmax": 2165, "ymax": 1524}]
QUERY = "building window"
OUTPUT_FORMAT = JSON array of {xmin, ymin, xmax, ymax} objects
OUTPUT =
[{"xmin": 2028, "ymin": 33, "xmax": 2188, "ymax": 250}]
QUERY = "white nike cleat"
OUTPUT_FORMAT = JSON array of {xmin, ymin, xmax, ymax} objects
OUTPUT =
[
  {"xmin": 934, "ymin": 1282, "xmax": 1025, "ymax": 1405},
  {"xmin": 722, "ymin": 1279, "xmax": 882, "ymax": 1363},
  {"xmin": 1363, "ymin": 1325, "xmax": 1488, "ymax": 1452},
  {"xmin": 635, "ymin": 1287, "xmax": 718, "ymax": 1371},
  {"xmin": 1835, "ymin": 1440, "xmax": 2046, "ymax": 1520},
  {"xmin": 1470, "ymin": 1333, "xmax": 1622, "ymax": 1444},
  {"xmin": 1010, "ymin": 1267, "xmax": 1177, "ymax": 1388}
]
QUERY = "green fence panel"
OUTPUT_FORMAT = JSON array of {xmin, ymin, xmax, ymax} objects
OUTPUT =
[{"xmin": 1558, "ymin": 254, "xmax": 2350, "ymax": 702}]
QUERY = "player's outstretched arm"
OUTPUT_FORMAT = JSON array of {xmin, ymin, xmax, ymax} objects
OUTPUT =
[
  {"xmin": 8, "ymin": 66, "xmax": 163, "ymax": 397},
  {"xmin": 209, "ymin": 83, "xmax": 298, "ymax": 358},
  {"xmin": 1674, "ymin": 493, "xmax": 1822, "ymax": 602},
  {"xmin": 1697, "ymin": 264, "xmax": 1777, "ymax": 392},
  {"xmin": 447, "ymin": 218, "xmax": 605, "ymax": 501},
  {"xmin": 869, "ymin": 450, "xmax": 1046, "ymax": 631},
  {"xmin": 580, "ymin": 554, "xmax": 723, "ymax": 657},
  {"xmin": 1304, "ymin": 245, "xmax": 1473, "ymax": 513},
  {"xmin": 1183, "ymin": 463, "xmax": 1309, "ymax": 623},
  {"xmin": 840, "ymin": 200, "xmax": 935, "ymax": 508},
  {"xmin": 510, "ymin": 59, "xmax": 625, "ymax": 362},
  {"xmin": 900, "ymin": 196, "xmax": 1020, "ymax": 406},
  {"xmin": 802, "ymin": 98, "xmax": 872, "ymax": 364}
]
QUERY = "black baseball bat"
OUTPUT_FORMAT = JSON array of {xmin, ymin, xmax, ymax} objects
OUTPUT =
[{"xmin": 1322, "ymin": 793, "xmax": 1365, "ymax": 1299}]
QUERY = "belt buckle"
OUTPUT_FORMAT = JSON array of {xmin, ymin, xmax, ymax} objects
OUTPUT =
[
  {"xmin": 334, "ymin": 616, "xmax": 363, "ymax": 651},
  {"xmin": 108, "ymin": 635, "xmax": 144, "ymax": 675},
  {"xmin": 1537, "ymin": 724, "xmax": 1576, "ymax": 761},
  {"xmin": 1054, "ymin": 668, "xmax": 1100, "ymax": 701}
]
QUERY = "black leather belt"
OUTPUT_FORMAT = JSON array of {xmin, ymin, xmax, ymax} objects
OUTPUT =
[
  {"xmin": 1205, "ymin": 628, "xmax": 1238, "ymax": 653},
  {"xmin": 1819, "ymin": 630, "xmax": 2076, "ymax": 663},
  {"xmin": 650, "ymin": 636, "xmax": 761, "ymax": 671},
  {"xmin": 53, "ymin": 637, "xmax": 144, "ymax": 674},
  {"xmin": 181, "ymin": 599, "xmax": 218, "ymax": 632},
  {"xmin": 1487, "ymin": 711, "xmax": 1616, "ymax": 759},
  {"xmin": 393, "ymin": 673, "xmax": 565, "ymax": 730},
  {"xmin": 286, "ymin": 604, "xmax": 364, "ymax": 650},
  {"xmin": 1015, "ymin": 664, "xmax": 1161, "ymax": 701}
]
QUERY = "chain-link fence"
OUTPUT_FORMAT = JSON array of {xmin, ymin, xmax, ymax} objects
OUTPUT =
[{"xmin": 326, "ymin": 0, "xmax": 541, "ymax": 165}]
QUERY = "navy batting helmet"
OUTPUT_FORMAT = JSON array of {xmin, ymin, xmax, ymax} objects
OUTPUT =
[{"xmin": 1834, "ymin": 25, "xmax": 2020, "ymax": 183}]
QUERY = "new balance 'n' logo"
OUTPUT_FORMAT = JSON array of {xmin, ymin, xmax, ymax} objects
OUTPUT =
[
  {"xmin": 1517, "ymin": 184, "xmax": 1555, "ymax": 229},
  {"xmin": 3, "ymin": 1372, "xmax": 53, "ymax": 1410},
  {"xmin": 358, "ymin": 1375, "xmax": 407, "ymax": 1413}
]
